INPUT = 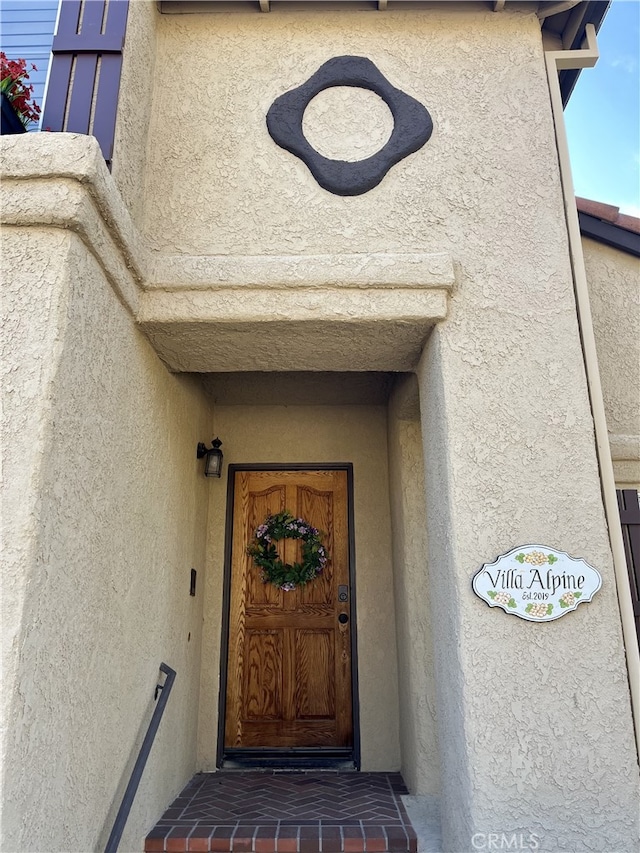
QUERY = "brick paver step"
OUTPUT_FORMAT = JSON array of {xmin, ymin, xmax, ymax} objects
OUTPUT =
[{"xmin": 144, "ymin": 772, "xmax": 417, "ymax": 853}]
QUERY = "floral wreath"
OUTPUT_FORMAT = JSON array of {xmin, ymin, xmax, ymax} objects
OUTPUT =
[{"xmin": 247, "ymin": 510, "xmax": 328, "ymax": 591}]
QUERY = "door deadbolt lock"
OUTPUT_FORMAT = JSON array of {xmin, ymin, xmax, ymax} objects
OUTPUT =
[{"xmin": 338, "ymin": 585, "xmax": 348, "ymax": 602}]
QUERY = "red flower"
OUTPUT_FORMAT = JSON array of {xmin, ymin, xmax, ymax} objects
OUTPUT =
[{"xmin": 1, "ymin": 51, "xmax": 41, "ymax": 128}]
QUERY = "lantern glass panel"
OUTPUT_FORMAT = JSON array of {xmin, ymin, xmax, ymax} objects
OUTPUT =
[{"xmin": 205, "ymin": 449, "xmax": 223, "ymax": 477}]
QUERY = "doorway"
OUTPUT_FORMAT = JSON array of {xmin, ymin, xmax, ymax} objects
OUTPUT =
[{"xmin": 218, "ymin": 464, "xmax": 359, "ymax": 767}]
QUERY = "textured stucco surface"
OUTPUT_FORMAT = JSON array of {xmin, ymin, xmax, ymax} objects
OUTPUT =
[
  {"xmin": 1, "ymin": 226, "xmax": 212, "ymax": 852},
  {"xmin": 417, "ymin": 315, "xmax": 639, "ymax": 847},
  {"xmin": 111, "ymin": 0, "xmax": 159, "ymax": 228},
  {"xmin": 582, "ymin": 237, "xmax": 640, "ymax": 488},
  {"xmin": 0, "ymin": 134, "xmax": 146, "ymax": 317},
  {"xmin": 139, "ymin": 301, "xmax": 447, "ymax": 373},
  {"xmin": 2, "ymin": 3, "xmax": 639, "ymax": 848},
  {"xmin": 388, "ymin": 376, "xmax": 440, "ymax": 796},
  {"xmin": 1, "ymin": 132, "xmax": 454, "ymax": 373},
  {"xmin": 142, "ymin": 6, "xmax": 574, "ymax": 265},
  {"xmin": 302, "ymin": 87, "xmax": 394, "ymax": 161},
  {"xmin": 197, "ymin": 404, "xmax": 401, "ymax": 774}
]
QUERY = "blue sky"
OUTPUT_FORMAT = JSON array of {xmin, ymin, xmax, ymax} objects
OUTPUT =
[{"xmin": 565, "ymin": 0, "xmax": 640, "ymax": 216}]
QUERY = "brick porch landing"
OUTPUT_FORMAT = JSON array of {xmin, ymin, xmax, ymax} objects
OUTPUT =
[{"xmin": 144, "ymin": 772, "xmax": 418, "ymax": 853}]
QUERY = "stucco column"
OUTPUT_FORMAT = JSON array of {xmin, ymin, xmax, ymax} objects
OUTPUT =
[
  {"xmin": 1, "ymin": 137, "xmax": 213, "ymax": 853},
  {"xmin": 416, "ymin": 323, "xmax": 639, "ymax": 851}
]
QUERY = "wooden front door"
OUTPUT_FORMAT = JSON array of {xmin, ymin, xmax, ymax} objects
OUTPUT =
[{"xmin": 223, "ymin": 467, "xmax": 354, "ymax": 754}]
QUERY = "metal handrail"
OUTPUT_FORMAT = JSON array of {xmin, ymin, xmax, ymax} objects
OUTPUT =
[{"xmin": 105, "ymin": 663, "xmax": 176, "ymax": 853}]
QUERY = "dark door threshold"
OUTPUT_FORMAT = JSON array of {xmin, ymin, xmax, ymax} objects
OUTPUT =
[{"xmin": 221, "ymin": 747, "xmax": 357, "ymax": 769}]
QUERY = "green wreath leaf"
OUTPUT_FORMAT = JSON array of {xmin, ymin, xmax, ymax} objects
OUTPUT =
[{"xmin": 247, "ymin": 510, "xmax": 328, "ymax": 591}]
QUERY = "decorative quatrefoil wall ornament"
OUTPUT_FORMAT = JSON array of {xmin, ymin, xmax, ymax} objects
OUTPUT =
[{"xmin": 266, "ymin": 56, "xmax": 433, "ymax": 196}]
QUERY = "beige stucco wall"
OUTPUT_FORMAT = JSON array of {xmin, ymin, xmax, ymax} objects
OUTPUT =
[
  {"xmin": 197, "ymin": 403, "xmax": 401, "ymax": 773},
  {"xmin": 387, "ymin": 376, "xmax": 440, "ymax": 796},
  {"xmin": 1, "ymin": 225, "xmax": 212, "ymax": 852},
  {"xmin": 416, "ymin": 261, "xmax": 639, "ymax": 847},
  {"xmin": 142, "ymin": 6, "xmax": 564, "ymax": 261},
  {"xmin": 582, "ymin": 236, "xmax": 640, "ymax": 488},
  {"xmin": 3, "ymin": 0, "xmax": 639, "ymax": 845},
  {"xmin": 111, "ymin": 0, "xmax": 159, "ymax": 228}
]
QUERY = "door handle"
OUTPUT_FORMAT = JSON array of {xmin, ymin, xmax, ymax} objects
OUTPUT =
[{"xmin": 338, "ymin": 613, "xmax": 349, "ymax": 624}]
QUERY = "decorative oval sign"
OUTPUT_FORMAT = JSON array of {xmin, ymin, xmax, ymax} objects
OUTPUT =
[{"xmin": 472, "ymin": 545, "xmax": 602, "ymax": 622}]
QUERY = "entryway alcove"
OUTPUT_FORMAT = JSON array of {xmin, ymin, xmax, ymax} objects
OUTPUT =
[{"xmin": 146, "ymin": 370, "xmax": 441, "ymax": 850}]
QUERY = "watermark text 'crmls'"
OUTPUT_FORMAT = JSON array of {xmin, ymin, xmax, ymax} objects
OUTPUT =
[{"xmin": 471, "ymin": 833, "xmax": 540, "ymax": 851}]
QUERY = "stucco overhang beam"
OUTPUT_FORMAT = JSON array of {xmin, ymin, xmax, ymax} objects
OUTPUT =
[
  {"xmin": 142, "ymin": 253, "xmax": 454, "ymax": 372},
  {"xmin": 147, "ymin": 252, "xmax": 454, "ymax": 291},
  {"xmin": 136, "ymin": 287, "xmax": 450, "ymax": 372},
  {"xmin": 0, "ymin": 134, "xmax": 453, "ymax": 374}
]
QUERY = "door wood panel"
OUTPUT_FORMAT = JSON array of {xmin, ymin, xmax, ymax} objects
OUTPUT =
[{"xmin": 224, "ymin": 469, "xmax": 353, "ymax": 751}]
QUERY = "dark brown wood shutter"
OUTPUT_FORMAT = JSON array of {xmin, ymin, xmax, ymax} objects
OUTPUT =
[
  {"xmin": 41, "ymin": 0, "xmax": 129, "ymax": 165},
  {"xmin": 617, "ymin": 489, "xmax": 640, "ymax": 647}
]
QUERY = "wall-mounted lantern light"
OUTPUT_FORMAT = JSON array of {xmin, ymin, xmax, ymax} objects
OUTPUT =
[{"xmin": 197, "ymin": 437, "xmax": 223, "ymax": 478}]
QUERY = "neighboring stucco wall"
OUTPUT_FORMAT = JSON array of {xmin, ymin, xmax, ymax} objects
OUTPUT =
[
  {"xmin": 388, "ymin": 376, "xmax": 440, "ymax": 796},
  {"xmin": 197, "ymin": 404, "xmax": 400, "ymax": 774},
  {"xmin": 583, "ymin": 236, "xmax": 640, "ymax": 488},
  {"xmin": 1, "ymin": 225, "xmax": 212, "ymax": 852},
  {"xmin": 111, "ymin": 0, "xmax": 159, "ymax": 228}
]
